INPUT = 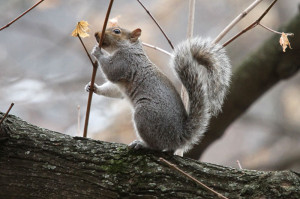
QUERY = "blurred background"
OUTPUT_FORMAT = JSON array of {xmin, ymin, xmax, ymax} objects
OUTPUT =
[{"xmin": 0, "ymin": 0, "xmax": 299, "ymax": 171}]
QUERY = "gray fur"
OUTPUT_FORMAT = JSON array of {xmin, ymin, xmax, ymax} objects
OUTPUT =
[
  {"xmin": 89, "ymin": 36, "xmax": 231, "ymax": 154},
  {"xmin": 171, "ymin": 37, "xmax": 231, "ymax": 152}
]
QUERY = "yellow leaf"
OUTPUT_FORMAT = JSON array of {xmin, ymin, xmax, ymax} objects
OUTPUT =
[
  {"xmin": 108, "ymin": 16, "xmax": 120, "ymax": 28},
  {"xmin": 71, "ymin": 20, "xmax": 90, "ymax": 38},
  {"xmin": 279, "ymin": 32, "xmax": 292, "ymax": 52}
]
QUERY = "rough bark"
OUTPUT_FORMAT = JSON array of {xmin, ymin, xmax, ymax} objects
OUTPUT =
[
  {"xmin": 0, "ymin": 112, "xmax": 299, "ymax": 199},
  {"xmin": 186, "ymin": 12, "xmax": 300, "ymax": 159}
]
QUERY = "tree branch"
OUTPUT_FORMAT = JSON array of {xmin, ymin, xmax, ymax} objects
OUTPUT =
[
  {"xmin": 142, "ymin": 42, "xmax": 172, "ymax": 56},
  {"xmin": 136, "ymin": 0, "xmax": 174, "ymax": 49},
  {"xmin": 222, "ymin": 0, "xmax": 278, "ymax": 47},
  {"xmin": 259, "ymin": 23, "xmax": 293, "ymax": 36},
  {"xmin": 83, "ymin": 0, "xmax": 114, "ymax": 138},
  {"xmin": 0, "ymin": 103, "xmax": 14, "ymax": 126},
  {"xmin": 159, "ymin": 158, "xmax": 228, "ymax": 199},
  {"xmin": 0, "ymin": 0, "xmax": 45, "ymax": 31},
  {"xmin": 187, "ymin": 0, "xmax": 195, "ymax": 39},
  {"xmin": 213, "ymin": 0, "xmax": 266, "ymax": 44},
  {"xmin": 77, "ymin": 35, "xmax": 94, "ymax": 66},
  {"xmin": 186, "ymin": 12, "xmax": 300, "ymax": 159},
  {"xmin": 181, "ymin": 0, "xmax": 196, "ymax": 112},
  {"xmin": 0, "ymin": 112, "xmax": 299, "ymax": 198}
]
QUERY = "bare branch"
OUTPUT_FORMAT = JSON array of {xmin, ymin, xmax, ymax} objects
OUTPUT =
[
  {"xmin": 76, "ymin": 33, "xmax": 98, "ymax": 138},
  {"xmin": 0, "ymin": 103, "xmax": 14, "ymax": 126},
  {"xmin": 237, "ymin": 160, "xmax": 243, "ymax": 169},
  {"xmin": 83, "ymin": 0, "xmax": 115, "ymax": 137},
  {"xmin": 213, "ymin": 0, "xmax": 265, "ymax": 44},
  {"xmin": 259, "ymin": 23, "xmax": 293, "ymax": 36},
  {"xmin": 136, "ymin": 0, "xmax": 174, "ymax": 49},
  {"xmin": 159, "ymin": 158, "xmax": 229, "ymax": 199},
  {"xmin": 181, "ymin": 0, "xmax": 196, "ymax": 112},
  {"xmin": 0, "ymin": 0, "xmax": 45, "ymax": 31},
  {"xmin": 77, "ymin": 35, "xmax": 94, "ymax": 66},
  {"xmin": 222, "ymin": 0, "xmax": 278, "ymax": 47},
  {"xmin": 77, "ymin": 105, "xmax": 81, "ymax": 136},
  {"xmin": 142, "ymin": 42, "xmax": 172, "ymax": 57},
  {"xmin": 97, "ymin": 2, "xmax": 114, "ymax": 49},
  {"xmin": 187, "ymin": 0, "xmax": 196, "ymax": 38}
]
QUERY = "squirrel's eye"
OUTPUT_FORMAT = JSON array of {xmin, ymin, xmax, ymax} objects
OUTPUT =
[{"xmin": 113, "ymin": 29, "xmax": 121, "ymax": 34}]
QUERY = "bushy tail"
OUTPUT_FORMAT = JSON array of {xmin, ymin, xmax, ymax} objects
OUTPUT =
[{"xmin": 171, "ymin": 37, "xmax": 231, "ymax": 152}]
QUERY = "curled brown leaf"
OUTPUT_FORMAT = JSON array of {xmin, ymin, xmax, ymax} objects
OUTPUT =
[{"xmin": 71, "ymin": 20, "xmax": 90, "ymax": 38}]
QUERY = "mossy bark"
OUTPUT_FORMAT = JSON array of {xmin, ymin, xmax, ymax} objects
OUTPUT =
[
  {"xmin": 0, "ymin": 112, "xmax": 299, "ymax": 199},
  {"xmin": 187, "ymin": 12, "xmax": 300, "ymax": 159}
]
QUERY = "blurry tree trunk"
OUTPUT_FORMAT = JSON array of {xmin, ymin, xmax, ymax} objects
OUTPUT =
[
  {"xmin": 0, "ymin": 113, "xmax": 299, "ymax": 199},
  {"xmin": 186, "ymin": 12, "xmax": 300, "ymax": 159}
]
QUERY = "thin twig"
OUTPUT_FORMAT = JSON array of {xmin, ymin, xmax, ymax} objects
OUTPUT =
[
  {"xmin": 0, "ymin": 103, "xmax": 15, "ymax": 126},
  {"xmin": 259, "ymin": 23, "xmax": 293, "ymax": 36},
  {"xmin": 136, "ymin": 0, "xmax": 174, "ymax": 49},
  {"xmin": 142, "ymin": 42, "xmax": 172, "ymax": 57},
  {"xmin": 256, "ymin": 0, "xmax": 277, "ymax": 22},
  {"xmin": 222, "ymin": 22, "xmax": 256, "ymax": 47},
  {"xmin": 0, "ymin": 0, "xmax": 45, "ymax": 31},
  {"xmin": 77, "ymin": 105, "xmax": 81, "ymax": 136},
  {"xmin": 236, "ymin": 160, "xmax": 243, "ymax": 169},
  {"xmin": 187, "ymin": 0, "xmax": 196, "ymax": 38},
  {"xmin": 222, "ymin": 0, "xmax": 278, "ymax": 47},
  {"xmin": 83, "ymin": 62, "xmax": 98, "ymax": 138},
  {"xmin": 213, "ymin": 0, "xmax": 265, "ymax": 44},
  {"xmin": 77, "ymin": 35, "xmax": 94, "ymax": 65},
  {"xmin": 159, "ymin": 158, "xmax": 229, "ymax": 199},
  {"xmin": 222, "ymin": 22, "xmax": 257, "ymax": 47},
  {"xmin": 181, "ymin": 0, "xmax": 196, "ymax": 112},
  {"xmin": 83, "ymin": 0, "xmax": 114, "ymax": 138},
  {"xmin": 98, "ymin": 2, "xmax": 114, "ymax": 49},
  {"xmin": 259, "ymin": 23, "xmax": 281, "ymax": 35},
  {"xmin": 78, "ymin": 33, "xmax": 98, "ymax": 138}
]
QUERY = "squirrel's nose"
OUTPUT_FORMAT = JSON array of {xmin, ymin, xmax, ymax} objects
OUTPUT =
[{"xmin": 94, "ymin": 32, "xmax": 100, "ymax": 43}]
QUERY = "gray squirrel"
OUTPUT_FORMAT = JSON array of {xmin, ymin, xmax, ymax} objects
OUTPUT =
[{"xmin": 85, "ymin": 26, "xmax": 231, "ymax": 155}]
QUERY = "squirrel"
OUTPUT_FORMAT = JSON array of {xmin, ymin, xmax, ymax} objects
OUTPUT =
[{"xmin": 85, "ymin": 26, "xmax": 231, "ymax": 155}]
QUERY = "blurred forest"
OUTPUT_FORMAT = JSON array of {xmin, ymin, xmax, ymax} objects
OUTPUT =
[{"xmin": 0, "ymin": 0, "xmax": 299, "ymax": 172}]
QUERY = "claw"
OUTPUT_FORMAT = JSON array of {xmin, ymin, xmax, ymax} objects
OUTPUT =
[{"xmin": 85, "ymin": 82, "xmax": 98, "ymax": 93}]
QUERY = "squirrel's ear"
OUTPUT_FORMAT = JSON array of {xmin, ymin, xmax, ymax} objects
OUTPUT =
[{"xmin": 130, "ymin": 28, "xmax": 142, "ymax": 42}]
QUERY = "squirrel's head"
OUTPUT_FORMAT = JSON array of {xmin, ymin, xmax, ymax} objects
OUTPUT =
[{"xmin": 94, "ymin": 27, "xmax": 141, "ymax": 52}]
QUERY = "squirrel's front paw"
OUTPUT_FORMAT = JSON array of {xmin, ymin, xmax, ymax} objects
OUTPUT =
[
  {"xmin": 85, "ymin": 82, "xmax": 99, "ymax": 93},
  {"xmin": 91, "ymin": 45, "xmax": 102, "ymax": 59}
]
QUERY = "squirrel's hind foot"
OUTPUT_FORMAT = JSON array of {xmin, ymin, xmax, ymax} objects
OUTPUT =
[{"xmin": 128, "ymin": 140, "xmax": 148, "ymax": 150}]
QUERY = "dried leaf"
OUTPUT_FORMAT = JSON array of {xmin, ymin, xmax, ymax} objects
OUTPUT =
[
  {"xmin": 108, "ymin": 16, "xmax": 120, "ymax": 28},
  {"xmin": 279, "ymin": 32, "xmax": 292, "ymax": 52},
  {"xmin": 71, "ymin": 20, "xmax": 90, "ymax": 38}
]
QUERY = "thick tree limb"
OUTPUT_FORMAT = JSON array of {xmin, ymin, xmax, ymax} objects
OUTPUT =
[
  {"xmin": 186, "ymin": 12, "xmax": 300, "ymax": 159},
  {"xmin": 0, "ymin": 112, "xmax": 299, "ymax": 198}
]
